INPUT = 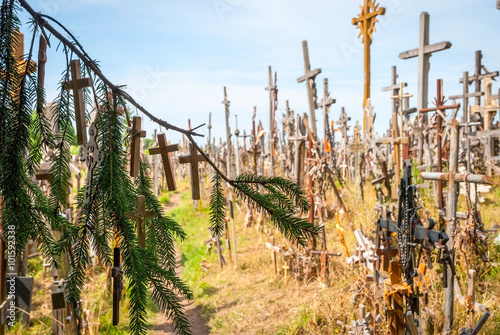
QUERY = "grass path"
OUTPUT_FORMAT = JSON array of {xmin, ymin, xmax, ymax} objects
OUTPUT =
[{"xmin": 149, "ymin": 192, "xmax": 211, "ymax": 334}]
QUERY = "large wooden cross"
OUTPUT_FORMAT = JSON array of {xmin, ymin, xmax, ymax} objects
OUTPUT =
[
  {"xmin": 297, "ymin": 40, "xmax": 321, "ymax": 139},
  {"xmin": 352, "ymin": 0, "xmax": 385, "ymax": 109},
  {"xmin": 148, "ymin": 134, "xmax": 179, "ymax": 191},
  {"xmin": 179, "ymin": 143, "xmax": 206, "ymax": 200},
  {"xmin": 128, "ymin": 116, "xmax": 146, "ymax": 178},
  {"xmin": 126, "ymin": 195, "xmax": 154, "ymax": 248},
  {"xmin": 11, "ymin": 28, "xmax": 37, "ymax": 100},
  {"xmin": 62, "ymin": 59, "xmax": 92, "ymax": 145},
  {"xmin": 399, "ymin": 12, "xmax": 452, "ymax": 112}
]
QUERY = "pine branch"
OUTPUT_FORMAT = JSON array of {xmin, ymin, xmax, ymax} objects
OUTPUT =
[{"xmin": 209, "ymin": 173, "xmax": 226, "ymax": 238}]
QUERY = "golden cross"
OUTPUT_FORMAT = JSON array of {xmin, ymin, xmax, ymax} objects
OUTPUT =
[{"xmin": 352, "ymin": 0, "xmax": 385, "ymax": 111}]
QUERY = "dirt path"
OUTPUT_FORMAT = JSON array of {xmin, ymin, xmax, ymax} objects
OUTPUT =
[{"xmin": 149, "ymin": 194, "xmax": 211, "ymax": 335}]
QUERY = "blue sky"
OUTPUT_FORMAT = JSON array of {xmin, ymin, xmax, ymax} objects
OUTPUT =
[{"xmin": 18, "ymin": 0, "xmax": 500, "ymax": 145}]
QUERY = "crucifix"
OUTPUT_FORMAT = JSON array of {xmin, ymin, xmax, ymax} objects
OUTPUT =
[
  {"xmin": 265, "ymin": 66, "xmax": 277, "ymax": 177},
  {"xmin": 126, "ymin": 195, "xmax": 154, "ymax": 248},
  {"xmin": 419, "ymin": 120, "xmax": 492, "ymax": 334},
  {"xmin": 319, "ymin": 78, "xmax": 336, "ymax": 154},
  {"xmin": 352, "ymin": 0, "xmax": 385, "ymax": 111},
  {"xmin": 179, "ymin": 143, "xmax": 206, "ymax": 200},
  {"xmin": 288, "ymin": 115, "xmax": 307, "ymax": 185},
  {"xmin": 222, "ymin": 87, "xmax": 233, "ymax": 179},
  {"xmin": 62, "ymin": 59, "xmax": 92, "ymax": 145},
  {"xmin": 297, "ymin": 40, "xmax": 321, "ymax": 139},
  {"xmin": 11, "ymin": 28, "xmax": 37, "ymax": 100},
  {"xmin": 128, "ymin": 116, "xmax": 147, "ymax": 178},
  {"xmin": 148, "ymin": 134, "xmax": 179, "ymax": 191}
]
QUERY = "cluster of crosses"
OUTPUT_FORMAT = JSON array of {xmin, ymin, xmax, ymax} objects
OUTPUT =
[{"xmin": 1, "ymin": 1, "xmax": 500, "ymax": 335}]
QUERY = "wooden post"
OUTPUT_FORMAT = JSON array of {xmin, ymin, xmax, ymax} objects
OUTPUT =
[
  {"xmin": 126, "ymin": 195, "xmax": 154, "ymax": 248},
  {"xmin": 234, "ymin": 115, "xmax": 240, "ymax": 176},
  {"xmin": 11, "ymin": 28, "xmax": 37, "ymax": 100},
  {"xmin": 265, "ymin": 66, "xmax": 277, "ymax": 177},
  {"xmin": 222, "ymin": 87, "xmax": 233, "ymax": 179},
  {"xmin": 62, "ymin": 59, "xmax": 92, "ymax": 145},
  {"xmin": 288, "ymin": 116, "xmax": 307, "ymax": 185},
  {"xmin": 148, "ymin": 134, "xmax": 179, "ymax": 191},
  {"xmin": 352, "ymin": 0, "xmax": 385, "ymax": 112},
  {"xmin": 179, "ymin": 143, "xmax": 206, "ymax": 200},
  {"xmin": 128, "ymin": 116, "xmax": 146, "ymax": 178},
  {"xmin": 319, "ymin": 78, "xmax": 336, "ymax": 151},
  {"xmin": 297, "ymin": 40, "xmax": 321, "ymax": 139},
  {"xmin": 229, "ymin": 200, "xmax": 238, "ymax": 269},
  {"xmin": 37, "ymin": 35, "xmax": 47, "ymax": 91},
  {"xmin": 111, "ymin": 247, "xmax": 123, "ymax": 325}
]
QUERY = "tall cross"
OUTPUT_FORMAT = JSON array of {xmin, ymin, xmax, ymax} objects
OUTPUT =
[
  {"xmin": 128, "ymin": 116, "xmax": 146, "ymax": 178},
  {"xmin": 319, "ymin": 78, "xmax": 336, "ymax": 150},
  {"xmin": 11, "ymin": 28, "xmax": 37, "ymax": 100},
  {"xmin": 399, "ymin": 12, "xmax": 451, "ymax": 112},
  {"xmin": 222, "ymin": 87, "xmax": 233, "ymax": 179},
  {"xmin": 62, "ymin": 59, "xmax": 92, "ymax": 145},
  {"xmin": 458, "ymin": 51, "xmax": 499, "ymax": 106},
  {"xmin": 126, "ymin": 195, "xmax": 154, "ymax": 248},
  {"xmin": 297, "ymin": 40, "xmax": 321, "ymax": 139},
  {"xmin": 179, "ymin": 143, "xmax": 206, "ymax": 200},
  {"xmin": 265, "ymin": 66, "xmax": 277, "ymax": 177},
  {"xmin": 352, "ymin": 0, "xmax": 385, "ymax": 109},
  {"xmin": 148, "ymin": 134, "xmax": 179, "ymax": 191}
]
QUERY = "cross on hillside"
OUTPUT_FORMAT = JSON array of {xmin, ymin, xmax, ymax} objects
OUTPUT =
[
  {"xmin": 148, "ymin": 134, "xmax": 179, "ymax": 191},
  {"xmin": 179, "ymin": 143, "xmax": 206, "ymax": 200}
]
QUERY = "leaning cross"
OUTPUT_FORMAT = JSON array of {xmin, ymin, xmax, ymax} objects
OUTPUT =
[
  {"xmin": 179, "ymin": 143, "xmax": 206, "ymax": 200},
  {"xmin": 148, "ymin": 134, "xmax": 179, "ymax": 191},
  {"xmin": 62, "ymin": 59, "xmax": 93, "ymax": 145},
  {"xmin": 297, "ymin": 40, "xmax": 321, "ymax": 139},
  {"xmin": 128, "ymin": 116, "xmax": 147, "ymax": 178},
  {"xmin": 352, "ymin": 0, "xmax": 385, "ymax": 109},
  {"xmin": 126, "ymin": 195, "xmax": 154, "ymax": 248},
  {"xmin": 399, "ymin": 12, "xmax": 452, "ymax": 112}
]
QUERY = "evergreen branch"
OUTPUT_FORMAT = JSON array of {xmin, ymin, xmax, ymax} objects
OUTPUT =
[{"xmin": 209, "ymin": 173, "xmax": 226, "ymax": 238}]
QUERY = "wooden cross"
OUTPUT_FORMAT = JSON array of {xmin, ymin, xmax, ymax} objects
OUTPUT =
[
  {"xmin": 222, "ymin": 87, "xmax": 233, "ymax": 179},
  {"xmin": 111, "ymin": 246, "xmax": 123, "ymax": 325},
  {"xmin": 319, "ymin": 78, "xmax": 336, "ymax": 148},
  {"xmin": 266, "ymin": 66, "xmax": 277, "ymax": 177},
  {"xmin": 129, "ymin": 116, "xmax": 146, "ymax": 178},
  {"xmin": 62, "ymin": 59, "xmax": 92, "ymax": 145},
  {"xmin": 455, "ymin": 269, "xmax": 490, "ymax": 331},
  {"xmin": 297, "ymin": 40, "xmax": 321, "ymax": 138},
  {"xmin": 148, "ymin": 134, "xmax": 179, "ymax": 191},
  {"xmin": 399, "ymin": 12, "xmax": 452, "ymax": 112},
  {"xmin": 126, "ymin": 195, "xmax": 154, "ymax": 248},
  {"xmin": 420, "ymin": 120, "xmax": 492, "ymax": 333},
  {"xmin": 288, "ymin": 115, "xmax": 307, "ymax": 184},
  {"xmin": 458, "ymin": 51, "xmax": 499, "ymax": 106},
  {"xmin": 382, "ymin": 67, "xmax": 407, "ymax": 116},
  {"xmin": 282, "ymin": 261, "xmax": 289, "ymax": 284},
  {"xmin": 392, "ymin": 82, "xmax": 413, "ymax": 139},
  {"xmin": 11, "ymin": 28, "xmax": 37, "ymax": 100},
  {"xmin": 179, "ymin": 143, "xmax": 206, "ymax": 200},
  {"xmin": 352, "ymin": 0, "xmax": 385, "ymax": 109},
  {"xmin": 283, "ymin": 100, "xmax": 295, "ymax": 137},
  {"xmin": 207, "ymin": 111, "xmax": 212, "ymax": 155}
]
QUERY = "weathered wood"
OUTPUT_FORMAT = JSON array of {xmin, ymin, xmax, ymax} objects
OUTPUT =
[
  {"xmin": 10, "ymin": 28, "xmax": 37, "ymax": 101},
  {"xmin": 129, "ymin": 116, "xmax": 147, "ymax": 178},
  {"xmin": 62, "ymin": 59, "xmax": 92, "ymax": 145},
  {"xmin": 297, "ymin": 40, "xmax": 321, "ymax": 138},
  {"xmin": 179, "ymin": 143, "xmax": 206, "ymax": 200},
  {"xmin": 37, "ymin": 35, "xmax": 47, "ymax": 91},
  {"xmin": 222, "ymin": 87, "xmax": 233, "ymax": 179},
  {"xmin": 126, "ymin": 195, "xmax": 153, "ymax": 248},
  {"xmin": 112, "ymin": 247, "xmax": 123, "ymax": 326},
  {"xmin": 148, "ymin": 134, "xmax": 179, "ymax": 191},
  {"xmin": 265, "ymin": 66, "xmax": 277, "ymax": 177}
]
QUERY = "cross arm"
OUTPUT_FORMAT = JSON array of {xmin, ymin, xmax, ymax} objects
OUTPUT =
[
  {"xmin": 297, "ymin": 68, "xmax": 321, "ymax": 83},
  {"xmin": 449, "ymin": 92, "xmax": 483, "ymax": 100},
  {"xmin": 148, "ymin": 143, "xmax": 179, "ymax": 155},
  {"xmin": 399, "ymin": 41, "xmax": 452, "ymax": 59},
  {"xmin": 381, "ymin": 83, "xmax": 407, "ymax": 92},
  {"xmin": 419, "ymin": 172, "xmax": 492, "ymax": 184},
  {"xmin": 459, "ymin": 72, "xmax": 499, "ymax": 84}
]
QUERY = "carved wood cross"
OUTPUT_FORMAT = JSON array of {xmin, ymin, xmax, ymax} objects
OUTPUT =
[
  {"xmin": 352, "ymin": 0, "xmax": 385, "ymax": 109},
  {"xmin": 129, "ymin": 116, "xmax": 147, "ymax": 178},
  {"xmin": 126, "ymin": 195, "xmax": 153, "ymax": 248},
  {"xmin": 297, "ymin": 40, "xmax": 321, "ymax": 138},
  {"xmin": 179, "ymin": 143, "xmax": 206, "ymax": 200},
  {"xmin": 10, "ymin": 28, "xmax": 37, "ymax": 100},
  {"xmin": 148, "ymin": 134, "xmax": 179, "ymax": 191},
  {"xmin": 62, "ymin": 59, "xmax": 92, "ymax": 145}
]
